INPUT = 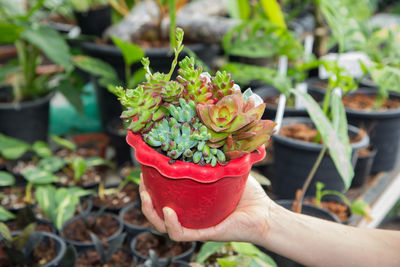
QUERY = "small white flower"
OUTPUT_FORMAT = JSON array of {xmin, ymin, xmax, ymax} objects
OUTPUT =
[{"xmin": 200, "ymin": 72, "xmax": 211, "ymax": 83}]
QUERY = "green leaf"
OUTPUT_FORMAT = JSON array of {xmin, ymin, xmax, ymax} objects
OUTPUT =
[
  {"xmin": 38, "ymin": 157, "xmax": 66, "ymax": 173},
  {"xmin": 0, "ymin": 134, "xmax": 30, "ymax": 160},
  {"xmin": 0, "ymin": 171, "xmax": 15, "ymax": 187},
  {"xmin": 231, "ymin": 242, "xmax": 262, "ymax": 256},
  {"xmin": 21, "ymin": 25, "xmax": 73, "ymax": 71},
  {"xmin": 127, "ymin": 68, "xmax": 146, "ymax": 88},
  {"xmin": 85, "ymin": 157, "xmax": 115, "ymax": 169},
  {"xmin": 0, "ymin": 22, "xmax": 23, "ymax": 44},
  {"xmin": 0, "ymin": 207, "xmax": 15, "ymax": 222},
  {"xmin": 0, "ymin": 222, "xmax": 12, "ymax": 241},
  {"xmin": 111, "ymin": 36, "xmax": 145, "ymax": 66},
  {"xmin": 0, "ymin": 61, "xmax": 18, "ymax": 84},
  {"xmin": 72, "ymin": 55, "xmax": 118, "ymax": 80},
  {"xmin": 51, "ymin": 135, "xmax": 76, "ymax": 151},
  {"xmin": 35, "ymin": 186, "xmax": 56, "ymax": 219},
  {"xmin": 54, "ymin": 189, "xmax": 79, "ymax": 230},
  {"xmin": 67, "ymin": 187, "xmax": 95, "ymax": 198},
  {"xmin": 54, "ymin": 76, "xmax": 84, "ymax": 115},
  {"xmin": 126, "ymin": 168, "xmax": 141, "ymax": 185},
  {"xmin": 350, "ymin": 200, "xmax": 370, "ymax": 217},
  {"xmin": 217, "ymin": 255, "xmax": 244, "ymax": 267},
  {"xmin": 32, "ymin": 141, "xmax": 52, "ymax": 158},
  {"xmin": 260, "ymin": 0, "xmax": 287, "ymax": 28},
  {"xmin": 227, "ymin": 0, "xmax": 251, "ymax": 20},
  {"xmin": 196, "ymin": 242, "xmax": 226, "ymax": 263},
  {"xmin": 72, "ymin": 157, "xmax": 86, "ymax": 181},
  {"xmin": 291, "ymin": 90, "xmax": 354, "ymax": 188},
  {"xmin": 22, "ymin": 168, "xmax": 59, "ymax": 184},
  {"xmin": 14, "ymin": 223, "xmax": 35, "ymax": 250}
]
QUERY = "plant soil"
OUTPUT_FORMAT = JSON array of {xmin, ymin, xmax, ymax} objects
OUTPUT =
[
  {"xmin": 342, "ymin": 92, "xmax": 400, "ymax": 111},
  {"xmin": 57, "ymin": 165, "xmax": 103, "ymax": 187},
  {"xmin": 305, "ymin": 198, "xmax": 350, "ymax": 222},
  {"xmin": 0, "ymin": 187, "xmax": 30, "ymax": 210},
  {"xmin": 6, "ymin": 220, "xmax": 53, "ymax": 233},
  {"xmin": 0, "ymin": 236, "xmax": 57, "ymax": 267},
  {"xmin": 279, "ymin": 123, "xmax": 363, "ymax": 144},
  {"xmin": 93, "ymin": 184, "xmax": 138, "ymax": 209},
  {"xmin": 62, "ymin": 214, "xmax": 120, "ymax": 243},
  {"xmin": 123, "ymin": 205, "xmax": 151, "ymax": 227},
  {"xmin": 76, "ymin": 249, "xmax": 132, "ymax": 267},
  {"xmin": 135, "ymin": 233, "xmax": 192, "ymax": 258}
]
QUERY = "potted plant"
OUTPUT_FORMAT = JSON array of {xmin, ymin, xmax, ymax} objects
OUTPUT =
[
  {"xmin": 1, "ymin": 206, "xmax": 55, "ymax": 233},
  {"xmin": 119, "ymin": 202, "xmax": 152, "ymax": 242},
  {"xmin": 71, "ymin": 0, "xmax": 111, "ymax": 37},
  {"xmin": 0, "ymin": 222, "xmax": 66, "ymax": 266},
  {"xmin": 195, "ymin": 241, "xmax": 277, "ymax": 266},
  {"xmin": 0, "ymin": 1, "xmax": 82, "ymax": 143},
  {"xmin": 130, "ymin": 231, "xmax": 196, "ymax": 263},
  {"xmin": 34, "ymin": 185, "xmax": 94, "ymax": 230},
  {"xmin": 272, "ymin": 62, "xmax": 369, "ymax": 199},
  {"xmin": 111, "ymin": 28, "xmax": 275, "ymax": 228}
]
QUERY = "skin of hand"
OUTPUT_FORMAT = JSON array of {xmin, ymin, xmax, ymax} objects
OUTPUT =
[{"xmin": 139, "ymin": 174, "xmax": 273, "ymax": 245}]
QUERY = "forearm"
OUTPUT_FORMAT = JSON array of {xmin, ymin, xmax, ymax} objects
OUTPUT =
[{"xmin": 258, "ymin": 202, "xmax": 400, "ymax": 267}]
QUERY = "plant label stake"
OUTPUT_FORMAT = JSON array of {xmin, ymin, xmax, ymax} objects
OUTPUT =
[
  {"xmin": 274, "ymin": 56, "xmax": 288, "ymax": 134},
  {"xmin": 294, "ymin": 35, "xmax": 313, "ymax": 109}
]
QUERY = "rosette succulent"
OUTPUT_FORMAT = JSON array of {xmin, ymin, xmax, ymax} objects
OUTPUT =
[
  {"xmin": 112, "ymin": 28, "xmax": 275, "ymax": 166},
  {"xmin": 197, "ymin": 91, "xmax": 276, "ymax": 160}
]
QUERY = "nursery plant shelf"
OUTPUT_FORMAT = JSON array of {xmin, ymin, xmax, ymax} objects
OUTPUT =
[{"xmin": 346, "ymin": 167, "xmax": 400, "ymax": 228}]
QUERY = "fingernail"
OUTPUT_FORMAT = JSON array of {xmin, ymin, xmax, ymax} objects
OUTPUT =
[{"xmin": 163, "ymin": 207, "xmax": 172, "ymax": 217}]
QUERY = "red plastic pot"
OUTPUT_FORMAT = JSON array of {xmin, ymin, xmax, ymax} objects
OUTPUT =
[{"xmin": 126, "ymin": 131, "xmax": 266, "ymax": 229}]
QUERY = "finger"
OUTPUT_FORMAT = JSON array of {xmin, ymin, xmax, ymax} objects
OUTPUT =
[
  {"xmin": 139, "ymin": 174, "xmax": 146, "ymax": 193},
  {"xmin": 163, "ymin": 207, "xmax": 218, "ymax": 242},
  {"xmin": 140, "ymin": 190, "xmax": 167, "ymax": 233}
]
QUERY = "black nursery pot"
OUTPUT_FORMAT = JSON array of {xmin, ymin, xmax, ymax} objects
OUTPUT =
[
  {"xmin": 272, "ymin": 117, "xmax": 369, "ymax": 199},
  {"xmin": 119, "ymin": 203, "xmax": 149, "ymax": 241},
  {"xmin": 263, "ymin": 200, "xmax": 340, "ymax": 267},
  {"xmin": 0, "ymin": 90, "xmax": 53, "ymax": 144},
  {"xmin": 10, "ymin": 231, "xmax": 67, "ymax": 267},
  {"xmin": 106, "ymin": 117, "xmax": 131, "ymax": 165},
  {"xmin": 74, "ymin": 5, "xmax": 111, "ymax": 37},
  {"xmin": 345, "ymin": 90, "xmax": 400, "ymax": 173},
  {"xmin": 130, "ymin": 231, "xmax": 196, "ymax": 263},
  {"xmin": 252, "ymin": 86, "xmax": 325, "ymax": 120},
  {"xmin": 351, "ymin": 146, "xmax": 377, "ymax": 188},
  {"xmin": 60, "ymin": 212, "xmax": 123, "ymax": 252}
]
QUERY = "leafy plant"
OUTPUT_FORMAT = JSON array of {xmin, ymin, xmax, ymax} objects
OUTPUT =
[
  {"xmin": 0, "ymin": 171, "xmax": 15, "ymax": 187},
  {"xmin": 196, "ymin": 241, "xmax": 277, "ymax": 267},
  {"xmin": 21, "ymin": 167, "xmax": 59, "ymax": 204},
  {"xmin": 35, "ymin": 185, "xmax": 94, "ymax": 230},
  {"xmin": 111, "ymin": 28, "xmax": 276, "ymax": 166},
  {"xmin": 90, "ymin": 232, "xmax": 126, "ymax": 264},
  {"xmin": 0, "ymin": 1, "xmax": 82, "ymax": 112},
  {"xmin": 0, "ymin": 206, "xmax": 15, "ymax": 222},
  {"xmin": 98, "ymin": 167, "xmax": 140, "ymax": 200},
  {"xmin": 0, "ymin": 134, "xmax": 31, "ymax": 160},
  {"xmin": 0, "ymin": 222, "xmax": 43, "ymax": 265},
  {"xmin": 314, "ymin": 182, "xmax": 371, "ymax": 220}
]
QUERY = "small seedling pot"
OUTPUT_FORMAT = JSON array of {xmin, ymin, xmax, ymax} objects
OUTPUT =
[
  {"xmin": 60, "ymin": 212, "xmax": 123, "ymax": 252},
  {"xmin": 74, "ymin": 5, "xmax": 111, "ymax": 37},
  {"xmin": 127, "ymin": 131, "xmax": 266, "ymax": 229},
  {"xmin": 8, "ymin": 231, "xmax": 67, "ymax": 267},
  {"xmin": 119, "ymin": 202, "xmax": 149, "ymax": 241},
  {"xmin": 351, "ymin": 146, "xmax": 377, "ymax": 188},
  {"xmin": 130, "ymin": 231, "xmax": 196, "ymax": 263}
]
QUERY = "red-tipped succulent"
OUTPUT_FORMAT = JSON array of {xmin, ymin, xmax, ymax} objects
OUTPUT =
[{"xmin": 197, "ymin": 91, "xmax": 276, "ymax": 160}]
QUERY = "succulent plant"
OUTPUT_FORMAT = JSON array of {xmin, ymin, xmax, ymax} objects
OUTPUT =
[
  {"xmin": 110, "ymin": 85, "xmax": 166, "ymax": 133},
  {"xmin": 197, "ymin": 91, "xmax": 276, "ymax": 160},
  {"xmin": 211, "ymin": 71, "xmax": 236, "ymax": 100},
  {"xmin": 176, "ymin": 57, "xmax": 214, "ymax": 104},
  {"xmin": 143, "ymin": 99, "xmax": 225, "ymax": 166}
]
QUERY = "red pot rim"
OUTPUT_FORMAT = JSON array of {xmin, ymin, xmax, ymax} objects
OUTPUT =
[{"xmin": 126, "ymin": 131, "xmax": 266, "ymax": 183}]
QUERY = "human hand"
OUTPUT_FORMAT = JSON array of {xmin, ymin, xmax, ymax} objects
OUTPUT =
[{"xmin": 139, "ymin": 174, "xmax": 274, "ymax": 245}]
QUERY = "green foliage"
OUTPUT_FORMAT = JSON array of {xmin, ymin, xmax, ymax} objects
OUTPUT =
[
  {"xmin": 90, "ymin": 232, "xmax": 126, "ymax": 263},
  {"xmin": 222, "ymin": 20, "xmax": 303, "ymax": 59},
  {"xmin": 0, "ymin": 222, "xmax": 43, "ymax": 265},
  {"xmin": 35, "ymin": 185, "xmax": 94, "ymax": 230},
  {"xmin": 51, "ymin": 135, "xmax": 77, "ymax": 152},
  {"xmin": 32, "ymin": 141, "xmax": 52, "ymax": 159},
  {"xmin": 0, "ymin": 171, "xmax": 15, "ymax": 187},
  {"xmin": 291, "ymin": 90, "xmax": 354, "ymax": 188},
  {"xmin": 0, "ymin": 207, "xmax": 15, "ymax": 221},
  {"xmin": 111, "ymin": 36, "xmax": 145, "ymax": 67},
  {"xmin": 315, "ymin": 182, "xmax": 371, "ymax": 219},
  {"xmin": 196, "ymin": 242, "xmax": 277, "ymax": 267},
  {"xmin": 260, "ymin": 0, "xmax": 287, "ymax": 28},
  {"xmin": 227, "ymin": 0, "xmax": 251, "ymax": 20},
  {"xmin": 0, "ymin": 134, "xmax": 30, "ymax": 160}
]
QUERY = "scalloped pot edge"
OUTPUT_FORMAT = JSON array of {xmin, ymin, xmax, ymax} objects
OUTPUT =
[{"xmin": 126, "ymin": 131, "xmax": 266, "ymax": 183}]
